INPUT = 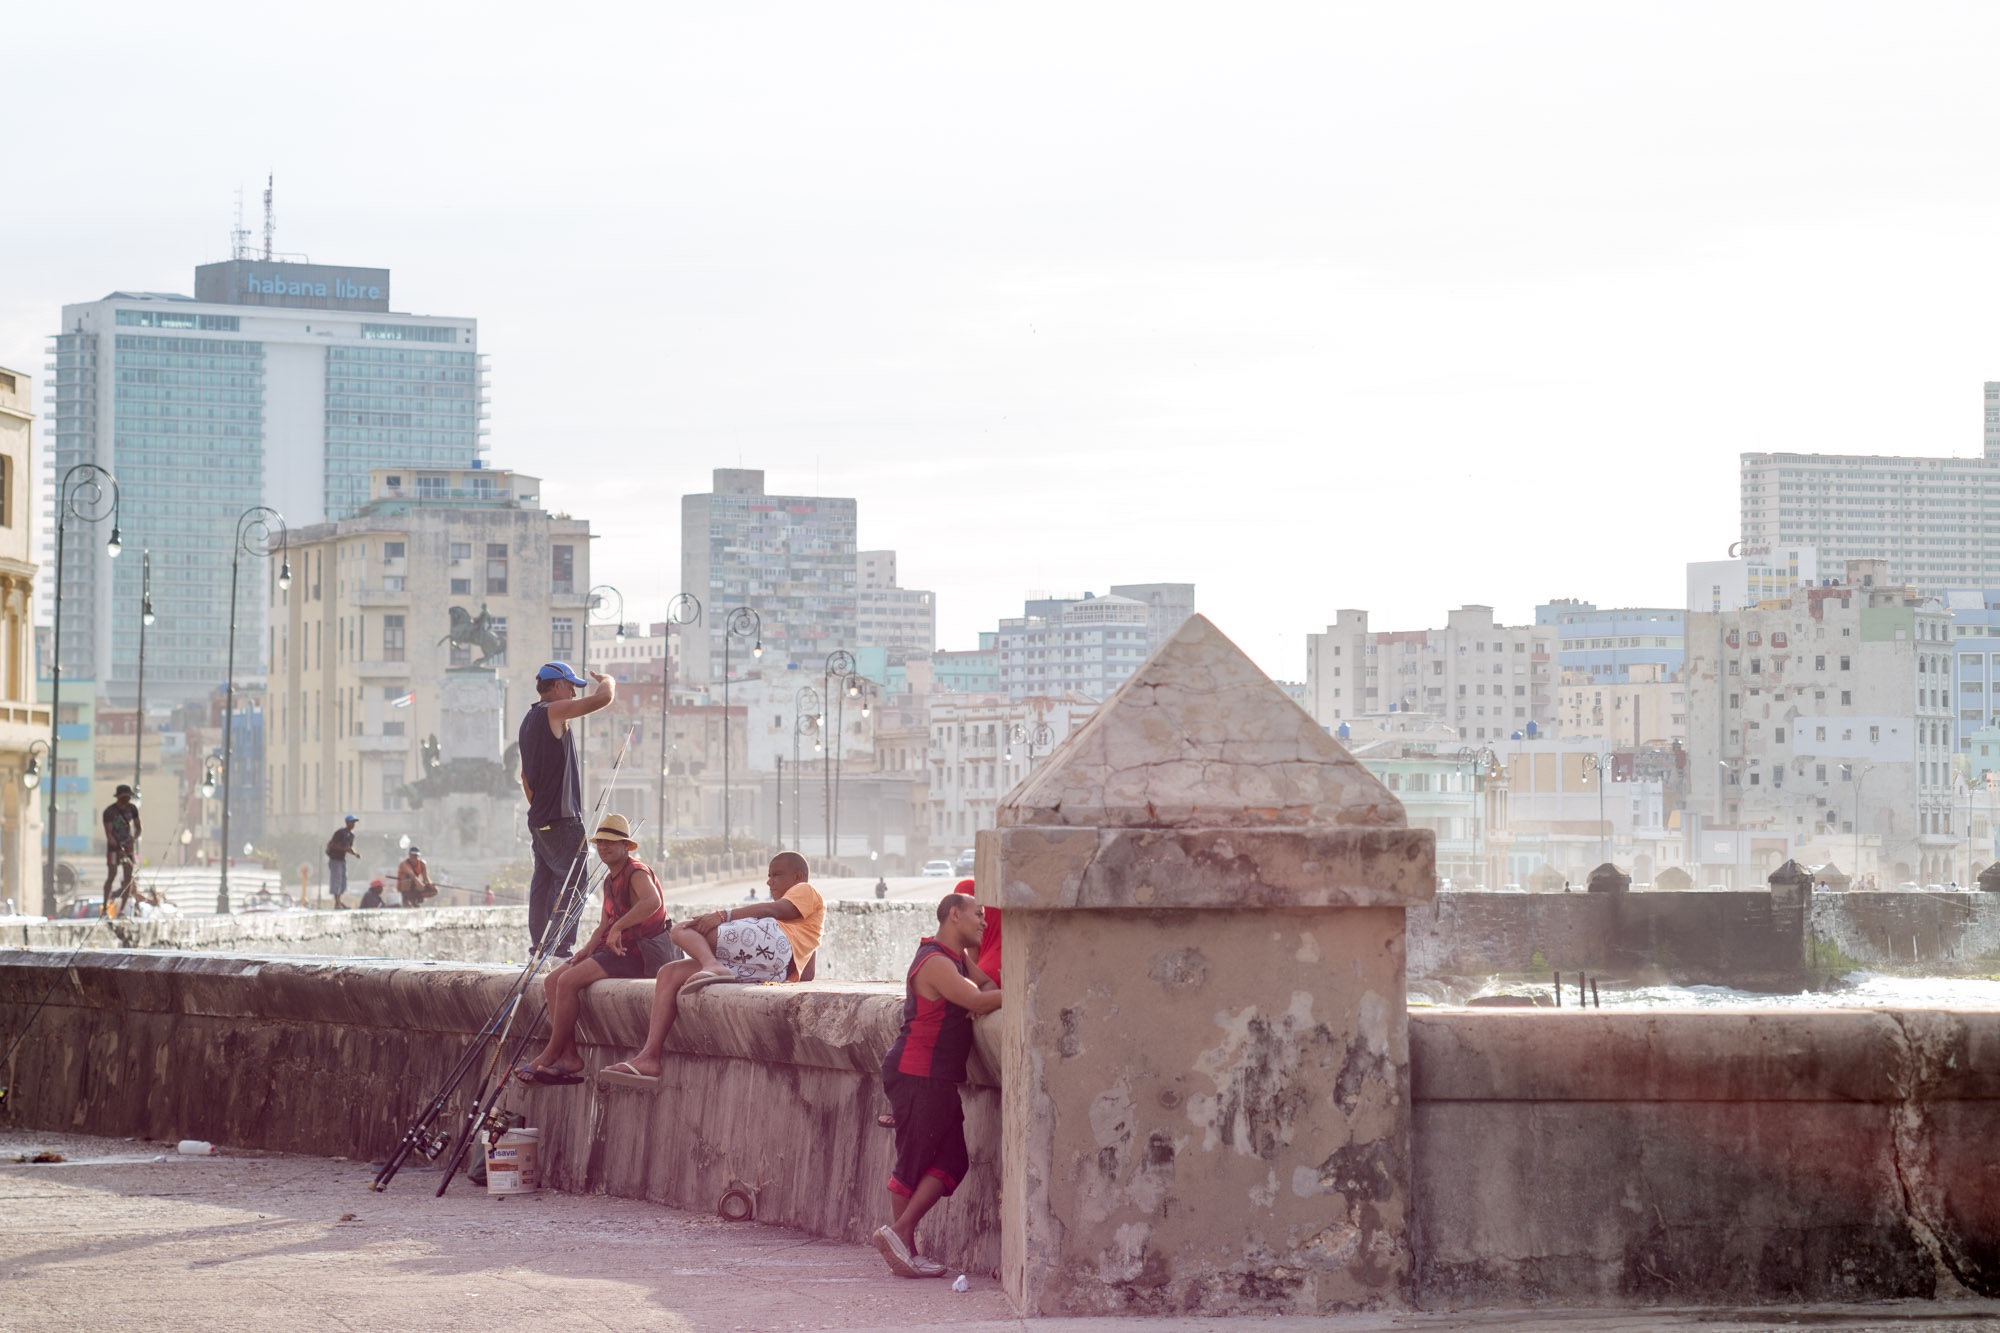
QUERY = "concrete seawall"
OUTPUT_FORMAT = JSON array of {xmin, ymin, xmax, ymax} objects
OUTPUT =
[
  {"xmin": 3, "ymin": 949, "xmax": 1993, "ymax": 1306},
  {"xmin": 4, "ymin": 899, "xmax": 939, "ymax": 983}
]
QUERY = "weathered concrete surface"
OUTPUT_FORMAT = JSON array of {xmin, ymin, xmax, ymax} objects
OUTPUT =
[
  {"xmin": 1410, "ymin": 1009, "xmax": 2000, "ymax": 1305},
  {"xmin": 1407, "ymin": 889, "xmax": 1808, "ymax": 988},
  {"xmin": 1810, "ymin": 892, "xmax": 2000, "ymax": 972},
  {"xmin": 12, "ymin": 1134, "xmax": 2000, "ymax": 1333},
  {"xmin": 5, "ymin": 897, "xmax": 938, "ymax": 981},
  {"xmin": 4, "ymin": 951, "xmax": 1998, "ymax": 1315},
  {"xmin": 989, "ymin": 615, "xmax": 1433, "ymax": 1318},
  {"xmin": 0, "ymin": 947, "xmax": 1000, "ymax": 1276}
]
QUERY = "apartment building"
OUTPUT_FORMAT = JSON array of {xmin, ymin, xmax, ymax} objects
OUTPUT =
[
  {"xmin": 265, "ymin": 468, "xmax": 590, "ymax": 835},
  {"xmin": 1305, "ymin": 605, "xmax": 1558, "ymax": 741},
  {"xmin": 0, "ymin": 364, "xmax": 43, "ymax": 908}
]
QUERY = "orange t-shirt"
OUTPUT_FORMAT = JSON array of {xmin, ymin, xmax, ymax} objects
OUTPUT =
[{"xmin": 776, "ymin": 881, "xmax": 825, "ymax": 976}]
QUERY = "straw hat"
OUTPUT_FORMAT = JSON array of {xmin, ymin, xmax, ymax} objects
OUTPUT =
[{"xmin": 593, "ymin": 813, "xmax": 639, "ymax": 847}]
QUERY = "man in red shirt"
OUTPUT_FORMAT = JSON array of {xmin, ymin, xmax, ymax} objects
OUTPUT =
[
  {"xmin": 518, "ymin": 813, "xmax": 672, "ymax": 1084},
  {"xmin": 873, "ymin": 893, "xmax": 1001, "ymax": 1278}
]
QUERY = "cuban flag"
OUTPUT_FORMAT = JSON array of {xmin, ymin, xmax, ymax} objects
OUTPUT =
[{"xmin": 390, "ymin": 691, "xmax": 415, "ymax": 709}]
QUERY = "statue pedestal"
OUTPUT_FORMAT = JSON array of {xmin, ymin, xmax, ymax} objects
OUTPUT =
[{"xmin": 439, "ymin": 669, "xmax": 505, "ymax": 765}]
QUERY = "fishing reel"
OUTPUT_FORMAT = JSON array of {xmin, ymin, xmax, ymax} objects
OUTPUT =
[{"xmin": 412, "ymin": 1127, "xmax": 450, "ymax": 1161}]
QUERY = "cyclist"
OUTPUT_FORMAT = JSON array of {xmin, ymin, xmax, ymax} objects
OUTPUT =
[{"xmin": 101, "ymin": 784, "xmax": 143, "ymax": 915}]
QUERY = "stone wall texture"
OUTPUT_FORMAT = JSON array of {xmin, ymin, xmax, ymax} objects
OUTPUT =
[
  {"xmin": 2, "ymin": 899, "xmax": 936, "ymax": 982},
  {"xmin": 3, "ymin": 950, "xmax": 1995, "ymax": 1306}
]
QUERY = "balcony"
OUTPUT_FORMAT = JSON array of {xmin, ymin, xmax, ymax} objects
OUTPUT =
[
  {"xmin": 352, "ymin": 659, "xmax": 411, "ymax": 678},
  {"xmin": 354, "ymin": 587, "xmax": 409, "ymax": 607},
  {"xmin": 351, "ymin": 734, "xmax": 410, "ymax": 754}
]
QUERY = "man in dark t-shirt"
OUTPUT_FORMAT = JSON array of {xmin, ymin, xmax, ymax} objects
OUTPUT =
[
  {"xmin": 518, "ymin": 660, "xmax": 613, "ymax": 956},
  {"xmin": 873, "ymin": 893, "xmax": 1001, "ymax": 1279},
  {"xmin": 101, "ymin": 785, "xmax": 143, "ymax": 911}
]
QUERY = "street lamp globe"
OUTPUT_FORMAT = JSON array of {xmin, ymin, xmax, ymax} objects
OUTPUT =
[{"xmin": 106, "ymin": 526, "xmax": 122, "ymax": 558}]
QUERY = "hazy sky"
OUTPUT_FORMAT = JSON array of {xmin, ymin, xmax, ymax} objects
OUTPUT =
[{"xmin": 8, "ymin": 3, "xmax": 1999, "ymax": 679}]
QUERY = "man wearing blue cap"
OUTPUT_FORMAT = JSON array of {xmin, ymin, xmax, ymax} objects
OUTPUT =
[{"xmin": 520, "ymin": 660, "xmax": 613, "ymax": 955}]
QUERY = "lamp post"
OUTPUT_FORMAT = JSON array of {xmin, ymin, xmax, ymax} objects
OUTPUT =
[
  {"xmin": 1006, "ymin": 720, "xmax": 1055, "ymax": 766},
  {"xmin": 218, "ymin": 506, "xmax": 290, "ymax": 915},
  {"xmin": 45, "ymin": 463, "xmax": 121, "ymax": 917},
  {"xmin": 1843, "ymin": 761, "xmax": 1873, "ymax": 885},
  {"xmin": 1581, "ymin": 751, "xmax": 1614, "ymax": 866},
  {"xmin": 793, "ymin": 686, "xmax": 821, "ymax": 850},
  {"xmin": 579, "ymin": 583, "xmax": 624, "ymax": 794},
  {"xmin": 658, "ymin": 593, "xmax": 700, "ymax": 863},
  {"xmin": 823, "ymin": 650, "xmax": 856, "ymax": 864},
  {"xmin": 1453, "ymin": 747, "xmax": 1497, "ymax": 887},
  {"xmin": 132, "ymin": 550, "xmax": 155, "ymax": 798},
  {"xmin": 720, "ymin": 607, "xmax": 761, "ymax": 859}
]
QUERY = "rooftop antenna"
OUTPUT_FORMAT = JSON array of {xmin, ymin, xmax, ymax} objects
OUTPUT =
[
  {"xmin": 262, "ymin": 174, "xmax": 275, "ymax": 262},
  {"xmin": 231, "ymin": 186, "xmax": 252, "ymax": 260}
]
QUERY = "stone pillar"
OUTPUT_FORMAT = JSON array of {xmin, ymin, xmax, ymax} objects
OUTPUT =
[{"xmin": 982, "ymin": 615, "xmax": 1433, "ymax": 1317}]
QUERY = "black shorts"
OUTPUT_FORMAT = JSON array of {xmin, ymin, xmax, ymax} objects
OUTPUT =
[
  {"xmin": 883, "ymin": 1067, "xmax": 968, "ymax": 1198},
  {"xmin": 588, "ymin": 931, "xmax": 678, "ymax": 979}
]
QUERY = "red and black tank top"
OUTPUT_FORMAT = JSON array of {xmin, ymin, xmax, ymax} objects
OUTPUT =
[
  {"xmin": 884, "ymin": 938, "xmax": 974, "ymax": 1082},
  {"xmin": 600, "ymin": 856, "xmax": 667, "ymax": 949}
]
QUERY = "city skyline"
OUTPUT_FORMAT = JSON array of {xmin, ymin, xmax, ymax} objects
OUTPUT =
[{"xmin": 11, "ymin": 5, "xmax": 2000, "ymax": 681}]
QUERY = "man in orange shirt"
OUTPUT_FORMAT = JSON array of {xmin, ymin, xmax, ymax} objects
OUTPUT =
[{"xmin": 601, "ymin": 851, "xmax": 824, "ymax": 1083}]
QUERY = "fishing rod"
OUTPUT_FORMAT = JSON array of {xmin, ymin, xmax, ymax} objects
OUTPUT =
[
  {"xmin": 371, "ymin": 723, "xmax": 642, "ymax": 1194},
  {"xmin": 428, "ymin": 726, "xmax": 649, "ymax": 1196}
]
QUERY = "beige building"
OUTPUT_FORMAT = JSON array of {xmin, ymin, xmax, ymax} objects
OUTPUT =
[
  {"xmin": 1555, "ymin": 662, "xmax": 1686, "ymax": 749},
  {"xmin": 0, "ymin": 366, "xmax": 46, "ymax": 910},
  {"xmin": 265, "ymin": 468, "xmax": 591, "ymax": 836},
  {"xmin": 1306, "ymin": 605, "xmax": 1558, "ymax": 742},
  {"xmin": 856, "ymin": 549, "xmax": 936, "ymax": 664},
  {"xmin": 927, "ymin": 692, "xmax": 1095, "ymax": 846},
  {"xmin": 1685, "ymin": 558, "xmax": 1955, "ymax": 885}
]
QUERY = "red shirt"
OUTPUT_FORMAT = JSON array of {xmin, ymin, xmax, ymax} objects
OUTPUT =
[{"xmin": 600, "ymin": 855, "xmax": 666, "ymax": 949}]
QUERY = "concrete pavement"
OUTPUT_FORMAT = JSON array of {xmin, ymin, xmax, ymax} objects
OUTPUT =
[{"xmin": 4, "ymin": 1129, "xmax": 1996, "ymax": 1332}]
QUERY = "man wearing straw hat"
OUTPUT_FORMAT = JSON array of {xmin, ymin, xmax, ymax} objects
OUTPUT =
[{"xmin": 517, "ymin": 812, "xmax": 674, "ymax": 1084}]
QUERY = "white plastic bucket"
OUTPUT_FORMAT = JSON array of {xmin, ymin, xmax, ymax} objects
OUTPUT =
[{"xmin": 484, "ymin": 1127, "xmax": 540, "ymax": 1195}]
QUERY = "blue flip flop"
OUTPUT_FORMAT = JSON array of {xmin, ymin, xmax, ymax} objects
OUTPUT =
[{"xmin": 515, "ymin": 1063, "xmax": 584, "ymax": 1086}]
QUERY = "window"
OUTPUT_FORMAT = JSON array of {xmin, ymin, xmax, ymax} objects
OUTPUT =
[
  {"xmin": 362, "ymin": 323, "xmax": 457, "ymax": 343},
  {"xmin": 0, "ymin": 454, "xmax": 9, "ymax": 528},
  {"xmin": 1815, "ymin": 655, "xmax": 1826, "ymax": 670},
  {"xmin": 382, "ymin": 615, "xmax": 405, "ymax": 663},
  {"xmin": 1841, "ymin": 690, "xmax": 1852, "ymax": 705},
  {"xmin": 551, "ymin": 616, "xmax": 575, "ymax": 657},
  {"xmin": 486, "ymin": 543, "xmax": 508, "ymax": 595},
  {"xmin": 384, "ymin": 541, "xmax": 405, "ymax": 561},
  {"xmin": 1840, "ymin": 656, "xmax": 1851, "ymax": 670},
  {"xmin": 417, "ymin": 474, "xmax": 449, "ymax": 499},
  {"xmin": 552, "ymin": 544, "xmax": 575, "ymax": 595},
  {"xmin": 450, "ymin": 578, "xmax": 472, "ymax": 596},
  {"xmin": 450, "ymin": 542, "xmax": 472, "ymax": 562},
  {"xmin": 1869, "ymin": 725, "xmax": 1880, "ymax": 743}
]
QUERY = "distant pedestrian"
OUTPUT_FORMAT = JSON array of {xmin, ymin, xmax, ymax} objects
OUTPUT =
[
  {"xmin": 326, "ymin": 816, "xmax": 359, "ymax": 909},
  {"xmin": 518, "ymin": 661, "xmax": 614, "ymax": 957}
]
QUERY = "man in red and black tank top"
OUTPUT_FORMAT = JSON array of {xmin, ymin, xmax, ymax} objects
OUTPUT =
[
  {"xmin": 517, "ymin": 813, "xmax": 676, "ymax": 1085},
  {"xmin": 873, "ymin": 894, "xmax": 1001, "ymax": 1279}
]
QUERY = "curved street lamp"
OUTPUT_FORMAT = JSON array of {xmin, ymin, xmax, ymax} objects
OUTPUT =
[
  {"xmin": 657, "ymin": 593, "xmax": 701, "ymax": 861},
  {"xmin": 792, "ymin": 686, "xmax": 822, "ymax": 849},
  {"xmin": 823, "ymin": 650, "xmax": 858, "ymax": 864},
  {"xmin": 21, "ymin": 738, "xmax": 49, "ymax": 791},
  {"xmin": 1006, "ymin": 720, "xmax": 1055, "ymax": 765},
  {"xmin": 721, "ymin": 607, "xmax": 761, "ymax": 858},
  {"xmin": 218, "ymin": 506, "xmax": 290, "ymax": 914},
  {"xmin": 44, "ymin": 463, "xmax": 121, "ymax": 915},
  {"xmin": 579, "ymin": 583, "xmax": 624, "ymax": 791},
  {"xmin": 1581, "ymin": 751, "xmax": 1614, "ymax": 867},
  {"xmin": 132, "ymin": 549, "xmax": 156, "ymax": 799}
]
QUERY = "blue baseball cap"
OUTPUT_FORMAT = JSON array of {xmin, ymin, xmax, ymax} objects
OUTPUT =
[{"xmin": 537, "ymin": 661, "xmax": 586, "ymax": 686}]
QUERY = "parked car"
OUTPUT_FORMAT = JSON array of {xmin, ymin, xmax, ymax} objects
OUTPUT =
[
  {"xmin": 955, "ymin": 848, "xmax": 976, "ymax": 873},
  {"xmin": 921, "ymin": 859, "xmax": 954, "ymax": 877}
]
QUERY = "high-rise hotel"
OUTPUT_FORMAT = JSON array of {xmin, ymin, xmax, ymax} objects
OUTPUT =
[{"xmin": 48, "ymin": 259, "xmax": 485, "ymax": 704}]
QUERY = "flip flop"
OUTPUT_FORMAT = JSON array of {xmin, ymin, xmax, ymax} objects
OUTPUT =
[
  {"xmin": 877, "ymin": 1114, "xmax": 897, "ymax": 1129},
  {"xmin": 597, "ymin": 1060, "xmax": 662, "ymax": 1090},
  {"xmin": 515, "ymin": 1063, "xmax": 584, "ymax": 1086}
]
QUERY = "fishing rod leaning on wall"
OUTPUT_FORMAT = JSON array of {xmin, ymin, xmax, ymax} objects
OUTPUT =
[{"xmin": 372, "ymin": 724, "xmax": 642, "ymax": 1195}]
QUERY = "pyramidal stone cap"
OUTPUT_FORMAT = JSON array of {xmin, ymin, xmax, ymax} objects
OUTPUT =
[
  {"xmin": 999, "ymin": 613, "xmax": 1402, "ymax": 831},
  {"xmin": 983, "ymin": 615, "xmax": 1431, "ymax": 915}
]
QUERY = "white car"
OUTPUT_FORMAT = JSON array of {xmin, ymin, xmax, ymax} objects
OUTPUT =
[{"xmin": 921, "ymin": 859, "xmax": 954, "ymax": 877}]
